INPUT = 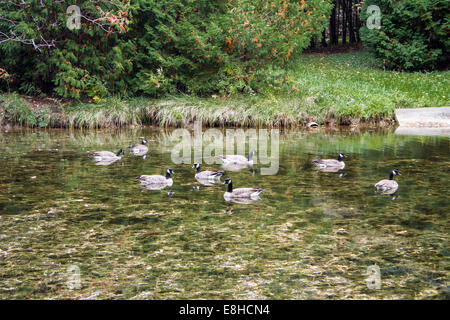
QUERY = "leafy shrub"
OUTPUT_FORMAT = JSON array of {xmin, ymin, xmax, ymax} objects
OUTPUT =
[
  {"xmin": 0, "ymin": 0, "xmax": 134, "ymax": 99},
  {"xmin": 130, "ymin": 0, "xmax": 332, "ymax": 96},
  {"xmin": 360, "ymin": 0, "xmax": 449, "ymax": 71},
  {"xmin": 0, "ymin": 93, "xmax": 35, "ymax": 126},
  {"xmin": 225, "ymin": 0, "xmax": 332, "ymax": 66},
  {"xmin": 0, "ymin": 93, "xmax": 56, "ymax": 127},
  {"xmin": 129, "ymin": 0, "xmax": 235, "ymax": 96},
  {"xmin": 0, "ymin": 0, "xmax": 332, "ymax": 98}
]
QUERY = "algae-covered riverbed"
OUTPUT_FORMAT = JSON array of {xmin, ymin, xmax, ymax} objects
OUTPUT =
[{"xmin": 0, "ymin": 127, "xmax": 448, "ymax": 299}]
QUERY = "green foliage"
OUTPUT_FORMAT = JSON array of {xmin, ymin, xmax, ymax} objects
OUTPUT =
[
  {"xmin": 0, "ymin": 94, "xmax": 35, "ymax": 126},
  {"xmin": 0, "ymin": 93, "xmax": 52, "ymax": 127},
  {"xmin": 2, "ymin": 52, "xmax": 448, "ymax": 127},
  {"xmin": 130, "ymin": 0, "xmax": 231, "ymax": 96},
  {"xmin": 1, "ymin": 0, "xmax": 332, "ymax": 98},
  {"xmin": 130, "ymin": 0, "xmax": 332, "ymax": 96},
  {"xmin": 360, "ymin": 0, "xmax": 449, "ymax": 71},
  {"xmin": 0, "ymin": 0, "xmax": 133, "ymax": 99},
  {"xmin": 225, "ymin": 0, "xmax": 332, "ymax": 66}
]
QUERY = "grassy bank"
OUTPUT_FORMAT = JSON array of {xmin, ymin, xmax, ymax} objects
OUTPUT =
[{"xmin": 1, "ymin": 52, "xmax": 448, "ymax": 128}]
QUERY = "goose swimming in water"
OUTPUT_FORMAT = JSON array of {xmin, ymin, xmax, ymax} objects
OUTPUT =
[
  {"xmin": 223, "ymin": 178, "xmax": 263, "ymax": 200},
  {"xmin": 313, "ymin": 152, "xmax": 347, "ymax": 170},
  {"xmin": 128, "ymin": 139, "xmax": 148, "ymax": 156},
  {"xmin": 88, "ymin": 149, "xmax": 124, "ymax": 162},
  {"xmin": 137, "ymin": 168, "xmax": 174, "ymax": 188},
  {"xmin": 375, "ymin": 169, "xmax": 401, "ymax": 194},
  {"xmin": 192, "ymin": 163, "xmax": 224, "ymax": 182},
  {"xmin": 217, "ymin": 150, "xmax": 257, "ymax": 167}
]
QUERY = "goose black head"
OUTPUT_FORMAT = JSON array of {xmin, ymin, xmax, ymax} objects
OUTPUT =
[
  {"xmin": 338, "ymin": 152, "xmax": 347, "ymax": 161},
  {"xmin": 141, "ymin": 139, "xmax": 148, "ymax": 145},
  {"xmin": 166, "ymin": 168, "xmax": 174, "ymax": 178},
  {"xmin": 223, "ymin": 178, "xmax": 233, "ymax": 192},
  {"xmin": 192, "ymin": 163, "xmax": 201, "ymax": 172},
  {"xmin": 389, "ymin": 169, "xmax": 401, "ymax": 180},
  {"xmin": 117, "ymin": 148, "xmax": 124, "ymax": 156}
]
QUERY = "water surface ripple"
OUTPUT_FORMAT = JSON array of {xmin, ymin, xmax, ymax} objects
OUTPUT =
[{"xmin": 0, "ymin": 127, "xmax": 448, "ymax": 299}]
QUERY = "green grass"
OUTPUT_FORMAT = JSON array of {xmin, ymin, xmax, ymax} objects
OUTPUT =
[
  {"xmin": 1, "ymin": 52, "xmax": 449, "ymax": 128},
  {"xmin": 284, "ymin": 52, "xmax": 449, "ymax": 121}
]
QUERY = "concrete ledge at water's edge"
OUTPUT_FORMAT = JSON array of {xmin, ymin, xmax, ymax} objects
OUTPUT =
[
  {"xmin": 394, "ymin": 107, "xmax": 450, "ymax": 137},
  {"xmin": 395, "ymin": 107, "xmax": 450, "ymax": 127},
  {"xmin": 395, "ymin": 127, "xmax": 450, "ymax": 137}
]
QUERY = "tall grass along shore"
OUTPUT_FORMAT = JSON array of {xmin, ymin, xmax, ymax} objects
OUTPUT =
[{"xmin": 1, "ymin": 53, "xmax": 449, "ymax": 129}]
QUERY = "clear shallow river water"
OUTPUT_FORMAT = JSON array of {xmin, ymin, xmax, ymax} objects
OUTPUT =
[{"xmin": 0, "ymin": 127, "xmax": 448, "ymax": 299}]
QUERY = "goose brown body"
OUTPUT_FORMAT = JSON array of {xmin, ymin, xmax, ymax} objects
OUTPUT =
[
  {"xmin": 137, "ymin": 168, "xmax": 174, "ymax": 187},
  {"xmin": 223, "ymin": 178, "xmax": 263, "ymax": 200},
  {"xmin": 217, "ymin": 150, "xmax": 257, "ymax": 166},
  {"xmin": 88, "ymin": 149, "xmax": 124, "ymax": 162},
  {"xmin": 192, "ymin": 163, "xmax": 224, "ymax": 181},
  {"xmin": 128, "ymin": 139, "xmax": 148, "ymax": 155},
  {"xmin": 313, "ymin": 152, "xmax": 347, "ymax": 169},
  {"xmin": 375, "ymin": 169, "xmax": 401, "ymax": 194}
]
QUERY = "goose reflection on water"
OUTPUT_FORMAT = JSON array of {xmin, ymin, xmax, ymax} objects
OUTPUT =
[
  {"xmin": 93, "ymin": 159, "xmax": 121, "ymax": 166},
  {"xmin": 131, "ymin": 149, "xmax": 149, "ymax": 157},
  {"xmin": 195, "ymin": 179, "xmax": 222, "ymax": 187},
  {"xmin": 220, "ymin": 161, "xmax": 254, "ymax": 172},
  {"xmin": 141, "ymin": 183, "xmax": 171, "ymax": 191},
  {"xmin": 224, "ymin": 197, "xmax": 262, "ymax": 205},
  {"xmin": 316, "ymin": 166, "xmax": 345, "ymax": 173}
]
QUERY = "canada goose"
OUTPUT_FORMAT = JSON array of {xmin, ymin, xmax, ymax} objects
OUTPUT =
[
  {"xmin": 137, "ymin": 168, "xmax": 174, "ymax": 187},
  {"xmin": 223, "ymin": 178, "xmax": 263, "ymax": 200},
  {"xmin": 217, "ymin": 150, "xmax": 257, "ymax": 166},
  {"xmin": 313, "ymin": 152, "xmax": 347, "ymax": 169},
  {"xmin": 128, "ymin": 139, "xmax": 148, "ymax": 156},
  {"xmin": 88, "ymin": 149, "xmax": 124, "ymax": 162},
  {"xmin": 375, "ymin": 169, "xmax": 401, "ymax": 194},
  {"xmin": 192, "ymin": 163, "xmax": 224, "ymax": 181}
]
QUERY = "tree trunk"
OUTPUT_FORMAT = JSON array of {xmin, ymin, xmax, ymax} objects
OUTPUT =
[
  {"xmin": 330, "ymin": 1, "xmax": 337, "ymax": 45},
  {"xmin": 342, "ymin": 0, "xmax": 347, "ymax": 45},
  {"xmin": 321, "ymin": 30, "xmax": 327, "ymax": 47},
  {"xmin": 355, "ymin": 3, "xmax": 361, "ymax": 43},
  {"xmin": 349, "ymin": 0, "xmax": 356, "ymax": 43},
  {"xmin": 310, "ymin": 36, "xmax": 316, "ymax": 49}
]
